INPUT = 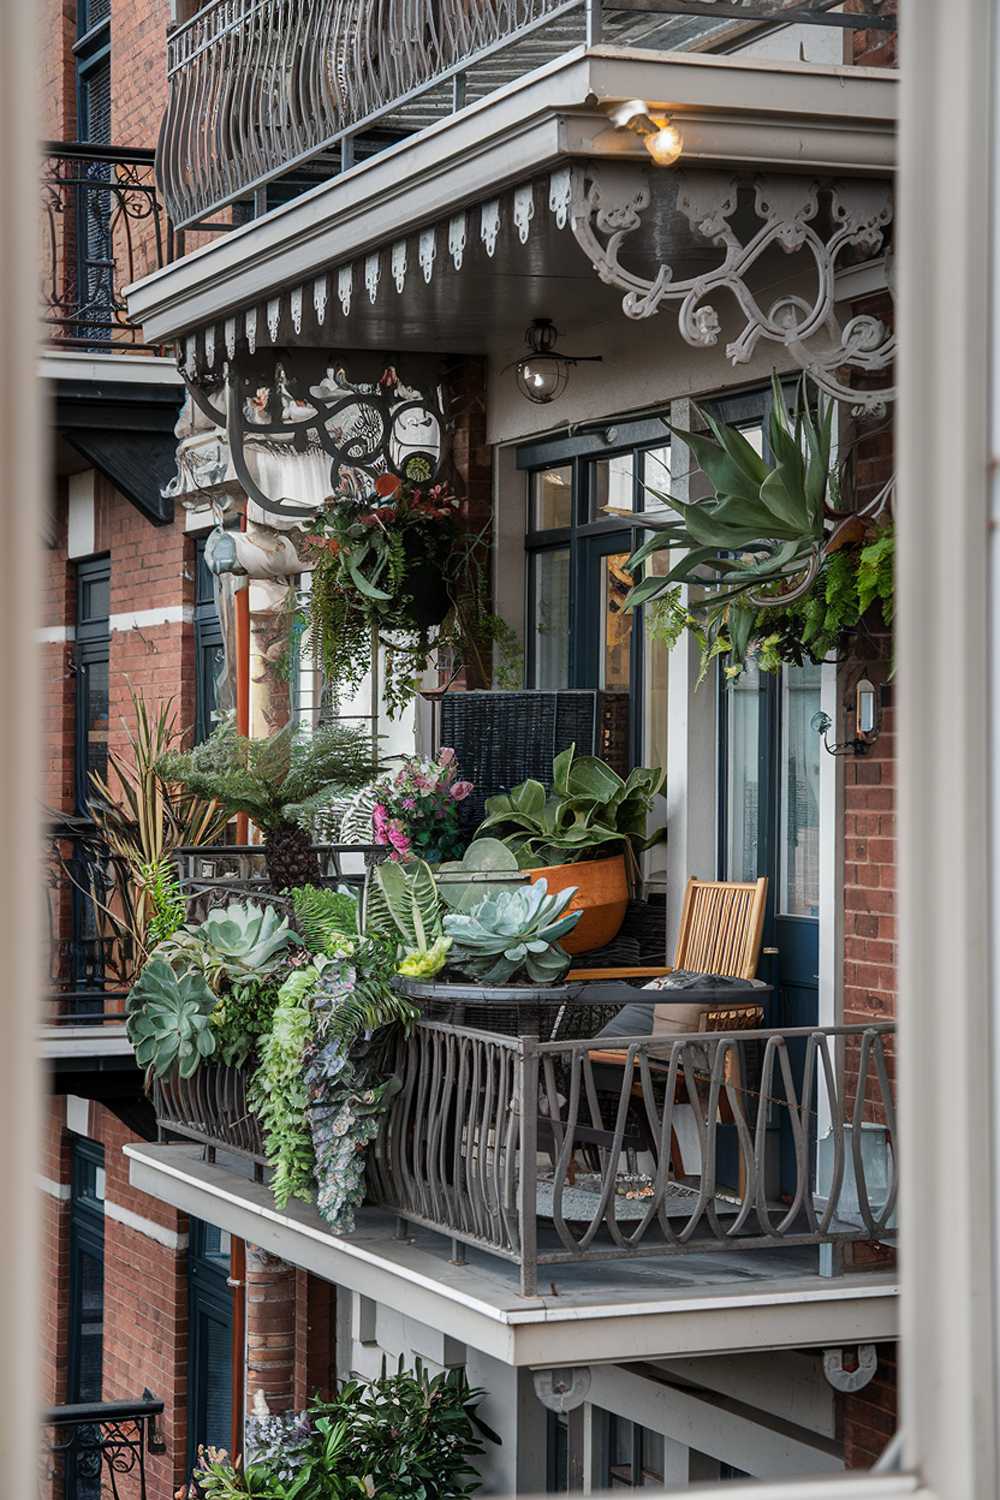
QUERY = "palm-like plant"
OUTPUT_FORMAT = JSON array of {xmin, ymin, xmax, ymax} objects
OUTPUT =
[
  {"xmin": 623, "ymin": 376, "xmax": 875, "ymax": 667},
  {"xmin": 158, "ymin": 718, "xmax": 378, "ymax": 891}
]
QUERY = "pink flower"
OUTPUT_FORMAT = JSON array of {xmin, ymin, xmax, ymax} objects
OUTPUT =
[
  {"xmin": 438, "ymin": 747, "xmax": 457, "ymax": 768},
  {"xmin": 402, "ymin": 797, "xmax": 416, "ymax": 811},
  {"xmin": 387, "ymin": 824, "xmax": 411, "ymax": 858},
  {"xmin": 372, "ymin": 803, "xmax": 389, "ymax": 843},
  {"xmin": 450, "ymin": 781, "xmax": 474, "ymax": 802}
]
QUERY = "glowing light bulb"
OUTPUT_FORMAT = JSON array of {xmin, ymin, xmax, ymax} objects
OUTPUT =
[{"xmin": 644, "ymin": 119, "xmax": 683, "ymax": 167}]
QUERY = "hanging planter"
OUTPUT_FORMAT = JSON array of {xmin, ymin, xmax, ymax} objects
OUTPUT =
[{"xmin": 621, "ymin": 374, "xmax": 895, "ymax": 683}]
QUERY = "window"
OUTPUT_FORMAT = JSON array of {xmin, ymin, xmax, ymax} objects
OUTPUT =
[
  {"xmin": 75, "ymin": 0, "xmax": 113, "ymax": 340},
  {"xmin": 74, "ymin": 557, "xmax": 110, "ymax": 814},
  {"xmin": 187, "ymin": 1218, "xmax": 234, "ymax": 1469},
  {"xmin": 194, "ymin": 539, "xmax": 225, "ymax": 743},
  {"xmin": 67, "ymin": 1138, "xmax": 105, "ymax": 1500},
  {"xmin": 519, "ymin": 421, "xmax": 672, "ymax": 769},
  {"xmin": 606, "ymin": 1415, "xmax": 666, "ymax": 1487}
]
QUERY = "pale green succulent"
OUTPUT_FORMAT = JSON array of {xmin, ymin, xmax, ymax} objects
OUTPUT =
[
  {"xmin": 436, "ymin": 838, "xmax": 527, "ymax": 912},
  {"xmin": 126, "ymin": 956, "xmax": 217, "ymax": 1081},
  {"xmin": 443, "ymin": 880, "xmax": 581, "ymax": 985},
  {"xmin": 159, "ymin": 900, "xmax": 297, "ymax": 991}
]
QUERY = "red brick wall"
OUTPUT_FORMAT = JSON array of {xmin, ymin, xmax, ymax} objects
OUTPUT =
[
  {"xmin": 39, "ymin": 0, "xmax": 77, "ymax": 143},
  {"xmin": 848, "ymin": 0, "xmax": 898, "ymax": 68},
  {"xmin": 293, "ymin": 1272, "xmax": 338, "ymax": 1408},
  {"xmin": 837, "ymin": 1343, "xmax": 899, "ymax": 1469},
  {"xmin": 246, "ymin": 1249, "xmax": 297, "ymax": 1416}
]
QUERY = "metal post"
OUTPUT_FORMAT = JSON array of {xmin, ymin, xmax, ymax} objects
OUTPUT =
[
  {"xmin": 341, "ymin": 132, "xmax": 356, "ymax": 172},
  {"xmin": 452, "ymin": 71, "xmax": 466, "ymax": 111},
  {"xmin": 519, "ymin": 1037, "xmax": 539, "ymax": 1297},
  {"xmin": 585, "ymin": 0, "xmax": 602, "ymax": 46}
]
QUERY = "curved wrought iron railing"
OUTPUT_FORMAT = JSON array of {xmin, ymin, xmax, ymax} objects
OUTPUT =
[
  {"xmin": 369, "ymin": 1018, "xmax": 897, "ymax": 1294},
  {"xmin": 42, "ymin": 1396, "xmax": 165, "ymax": 1500},
  {"xmin": 41, "ymin": 143, "xmax": 172, "ymax": 351}
]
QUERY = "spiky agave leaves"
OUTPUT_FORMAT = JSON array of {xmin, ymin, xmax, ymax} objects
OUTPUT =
[
  {"xmin": 443, "ymin": 880, "xmax": 581, "ymax": 985},
  {"xmin": 622, "ymin": 375, "xmax": 838, "ymax": 667}
]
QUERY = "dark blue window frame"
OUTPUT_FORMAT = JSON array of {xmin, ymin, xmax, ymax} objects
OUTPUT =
[{"xmin": 187, "ymin": 1218, "xmax": 234, "ymax": 1470}]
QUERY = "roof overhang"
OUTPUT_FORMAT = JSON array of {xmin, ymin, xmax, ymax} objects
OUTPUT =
[
  {"xmin": 126, "ymin": 1142, "xmax": 898, "ymax": 1368},
  {"xmin": 125, "ymin": 47, "xmax": 897, "ymax": 348}
]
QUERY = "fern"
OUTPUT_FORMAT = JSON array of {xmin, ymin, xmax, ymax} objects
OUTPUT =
[
  {"xmin": 291, "ymin": 885, "xmax": 359, "ymax": 955},
  {"xmin": 142, "ymin": 857, "xmax": 186, "ymax": 948}
]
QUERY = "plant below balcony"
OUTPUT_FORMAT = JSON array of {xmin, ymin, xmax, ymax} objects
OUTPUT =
[
  {"xmin": 158, "ymin": 717, "xmax": 378, "ymax": 890},
  {"xmin": 475, "ymin": 743, "xmax": 665, "ymax": 871},
  {"xmin": 306, "ymin": 472, "xmax": 519, "ymax": 719},
  {"xmin": 443, "ymin": 881, "xmax": 581, "ymax": 985},
  {"xmin": 620, "ymin": 374, "xmax": 895, "ymax": 682},
  {"xmin": 187, "ymin": 1362, "xmax": 499, "ymax": 1499}
]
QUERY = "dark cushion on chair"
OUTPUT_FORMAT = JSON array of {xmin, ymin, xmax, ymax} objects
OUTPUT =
[{"xmin": 596, "ymin": 1002, "xmax": 656, "ymax": 1039}]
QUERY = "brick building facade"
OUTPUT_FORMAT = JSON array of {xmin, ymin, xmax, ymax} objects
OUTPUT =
[{"xmin": 39, "ymin": 0, "xmax": 902, "ymax": 1490}]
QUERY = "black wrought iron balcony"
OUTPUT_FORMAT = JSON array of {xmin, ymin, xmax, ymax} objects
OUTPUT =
[
  {"xmin": 43, "ymin": 1396, "xmax": 165, "ymax": 1500},
  {"xmin": 41, "ymin": 142, "xmax": 173, "ymax": 353},
  {"xmin": 159, "ymin": 0, "xmax": 895, "ymax": 231}
]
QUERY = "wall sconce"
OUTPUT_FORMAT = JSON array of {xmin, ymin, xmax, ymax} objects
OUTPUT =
[
  {"xmin": 810, "ymin": 678, "xmax": 882, "ymax": 757},
  {"xmin": 607, "ymin": 98, "xmax": 684, "ymax": 167},
  {"xmin": 510, "ymin": 319, "xmax": 602, "ymax": 405}
]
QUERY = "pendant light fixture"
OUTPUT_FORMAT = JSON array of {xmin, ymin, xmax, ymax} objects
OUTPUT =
[{"xmin": 511, "ymin": 319, "xmax": 602, "ymax": 405}]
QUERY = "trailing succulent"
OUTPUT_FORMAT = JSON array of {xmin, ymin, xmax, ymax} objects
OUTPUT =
[
  {"xmin": 126, "ymin": 956, "xmax": 217, "ymax": 1082},
  {"xmin": 249, "ymin": 966, "xmax": 319, "ymax": 1209},
  {"xmin": 444, "ymin": 881, "xmax": 581, "ymax": 985},
  {"xmin": 475, "ymin": 744, "xmax": 665, "ymax": 871},
  {"xmin": 159, "ymin": 900, "xmax": 298, "ymax": 991}
]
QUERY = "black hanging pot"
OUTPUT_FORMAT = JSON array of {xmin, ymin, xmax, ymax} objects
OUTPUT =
[{"xmin": 400, "ymin": 533, "xmax": 451, "ymax": 632}]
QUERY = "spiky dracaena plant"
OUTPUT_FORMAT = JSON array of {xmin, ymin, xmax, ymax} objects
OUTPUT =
[
  {"xmin": 54, "ymin": 690, "xmax": 230, "ymax": 985},
  {"xmin": 158, "ymin": 718, "xmax": 378, "ymax": 891}
]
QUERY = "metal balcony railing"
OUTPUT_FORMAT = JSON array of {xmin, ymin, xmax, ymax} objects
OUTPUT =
[
  {"xmin": 41, "ymin": 142, "xmax": 173, "ymax": 352},
  {"xmin": 370, "ymin": 1018, "xmax": 897, "ymax": 1294},
  {"xmin": 159, "ymin": 0, "xmax": 895, "ymax": 231},
  {"xmin": 42, "ymin": 1396, "xmax": 165, "ymax": 1500}
]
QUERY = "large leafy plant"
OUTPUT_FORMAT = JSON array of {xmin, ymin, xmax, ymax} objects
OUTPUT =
[
  {"xmin": 444, "ymin": 881, "xmax": 581, "ymax": 985},
  {"xmin": 125, "ymin": 956, "xmax": 217, "ymax": 1082},
  {"xmin": 367, "ymin": 859, "xmax": 451, "ymax": 978},
  {"xmin": 476, "ymin": 744, "xmax": 665, "ymax": 870},
  {"xmin": 159, "ymin": 718, "xmax": 378, "ymax": 890}
]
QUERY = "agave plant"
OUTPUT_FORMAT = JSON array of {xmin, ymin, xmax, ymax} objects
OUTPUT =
[
  {"xmin": 621, "ymin": 375, "xmax": 870, "ymax": 668},
  {"xmin": 126, "ymin": 956, "xmax": 218, "ymax": 1081},
  {"xmin": 159, "ymin": 900, "xmax": 297, "ymax": 991},
  {"xmin": 443, "ymin": 881, "xmax": 581, "ymax": 985},
  {"xmin": 367, "ymin": 859, "xmax": 451, "ymax": 978}
]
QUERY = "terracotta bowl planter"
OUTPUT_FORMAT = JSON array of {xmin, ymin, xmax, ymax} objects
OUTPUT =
[{"xmin": 528, "ymin": 852, "xmax": 628, "ymax": 955}]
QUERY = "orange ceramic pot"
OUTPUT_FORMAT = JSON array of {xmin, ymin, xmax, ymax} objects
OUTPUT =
[{"xmin": 528, "ymin": 853, "xmax": 628, "ymax": 955}]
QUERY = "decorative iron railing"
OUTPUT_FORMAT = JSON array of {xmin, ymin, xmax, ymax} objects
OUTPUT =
[
  {"xmin": 41, "ymin": 143, "xmax": 173, "ymax": 351},
  {"xmin": 368, "ymin": 1018, "xmax": 897, "ymax": 1294},
  {"xmin": 45, "ymin": 820, "xmax": 140, "ymax": 1014},
  {"xmin": 42, "ymin": 1396, "xmax": 165, "ymax": 1500},
  {"xmin": 159, "ymin": 0, "xmax": 897, "ymax": 230}
]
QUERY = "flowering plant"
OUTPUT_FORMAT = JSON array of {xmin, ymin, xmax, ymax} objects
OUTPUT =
[{"xmin": 371, "ymin": 748, "xmax": 473, "ymax": 864}]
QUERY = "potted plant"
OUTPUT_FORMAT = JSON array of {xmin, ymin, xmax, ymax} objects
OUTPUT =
[
  {"xmin": 473, "ymin": 745, "xmax": 665, "ymax": 954},
  {"xmin": 370, "ymin": 747, "xmax": 474, "ymax": 863},
  {"xmin": 621, "ymin": 373, "xmax": 894, "ymax": 682},
  {"xmin": 158, "ymin": 717, "xmax": 378, "ymax": 890}
]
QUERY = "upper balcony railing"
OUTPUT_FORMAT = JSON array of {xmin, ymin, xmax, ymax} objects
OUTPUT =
[
  {"xmin": 159, "ymin": 0, "xmax": 895, "ymax": 230},
  {"xmin": 41, "ymin": 142, "xmax": 173, "ymax": 353}
]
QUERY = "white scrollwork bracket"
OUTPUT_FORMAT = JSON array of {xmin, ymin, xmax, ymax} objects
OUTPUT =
[{"xmin": 561, "ymin": 163, "xmax": 895, "ymax": 414}]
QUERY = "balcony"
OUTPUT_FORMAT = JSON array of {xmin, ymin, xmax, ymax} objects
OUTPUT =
[
  {"xmin": 41, "ymin": 142, "xmax": 173, "ymax": 354},
  {"xmin": 160, "ymin": 0, "xmax": 894, "ymax": 230},
  {"xmin": 135, "ymin": 1011, "xmax": 898, "ymax": 1362}
]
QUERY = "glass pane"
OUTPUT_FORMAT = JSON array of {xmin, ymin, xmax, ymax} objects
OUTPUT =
[
  {"xmin": 532, "ymin": 466, "xmax": 572, "ymax": 530},
  {"xmin": 780, "ymin": 663, "xmax": 822, "ymax": 917},
  {"xmin": 198, "ymin": 1308, "xmax": 233, "ymax": 1453},
  {"xmin": 83, "ymin": 658, "xmax": 109, "ymax": 790},
  {"xmin": 642, "ymin": 445, "xmax": 672, "ymax": 513},
  {"xmin": 640, "ymin": 1430, "xmax": 665, "ymax": 1485},
  {"xmin": 80, "ymin": 574, "xmax": 109, "ymax": 623},
  {"xmin": 726, "ymin": 667, "xmax": 761, "ymax": 882},
  {"xmin": 76, "ymin": 1248, "xmax": 104, "ymax": 1402},
  {"xmin": 599, "ymin": 552, "xmax": 633, "ymax": 691},
  {"xmin": 531, "ymin": 548, "xmax": 570, "ymax": 690},
  {"xmin": 591, "ymin": 453, "xmax": 634, "ymax": 519},
  {"xmin": 201, "ymin": 1224, "xmax": 232, "ymax": 1262}
]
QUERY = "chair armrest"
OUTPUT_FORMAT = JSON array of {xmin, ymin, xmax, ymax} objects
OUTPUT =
[{"xmin": 567, "ymin": 965, "xmax": 673, "ymax": 981}]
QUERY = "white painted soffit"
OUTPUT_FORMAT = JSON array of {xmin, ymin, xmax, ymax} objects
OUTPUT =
[
  {"xmin": 125, "ymin": 46, "xmax": 897, "ymax": 347},
  {"xmin": 38, "ymin": 350, "xmax": 183, "ymax": 386}
]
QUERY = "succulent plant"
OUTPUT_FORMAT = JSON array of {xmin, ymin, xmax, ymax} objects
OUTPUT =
[
  {"xmin": 126, "ymin": 956, "xmax": 218, "ymax": 1081},
  {"xmin": 443, "ymin": 880, "xmax": 582, "ymax": 985},
  {"xmin": 160, "ymin": 900, "xmax": 297, "ymax": 990}
]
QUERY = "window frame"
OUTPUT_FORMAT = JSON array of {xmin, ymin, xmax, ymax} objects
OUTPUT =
[{"xmin": 187, "ymin": 1218, "xmax": 234, "ymax": 1472}]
